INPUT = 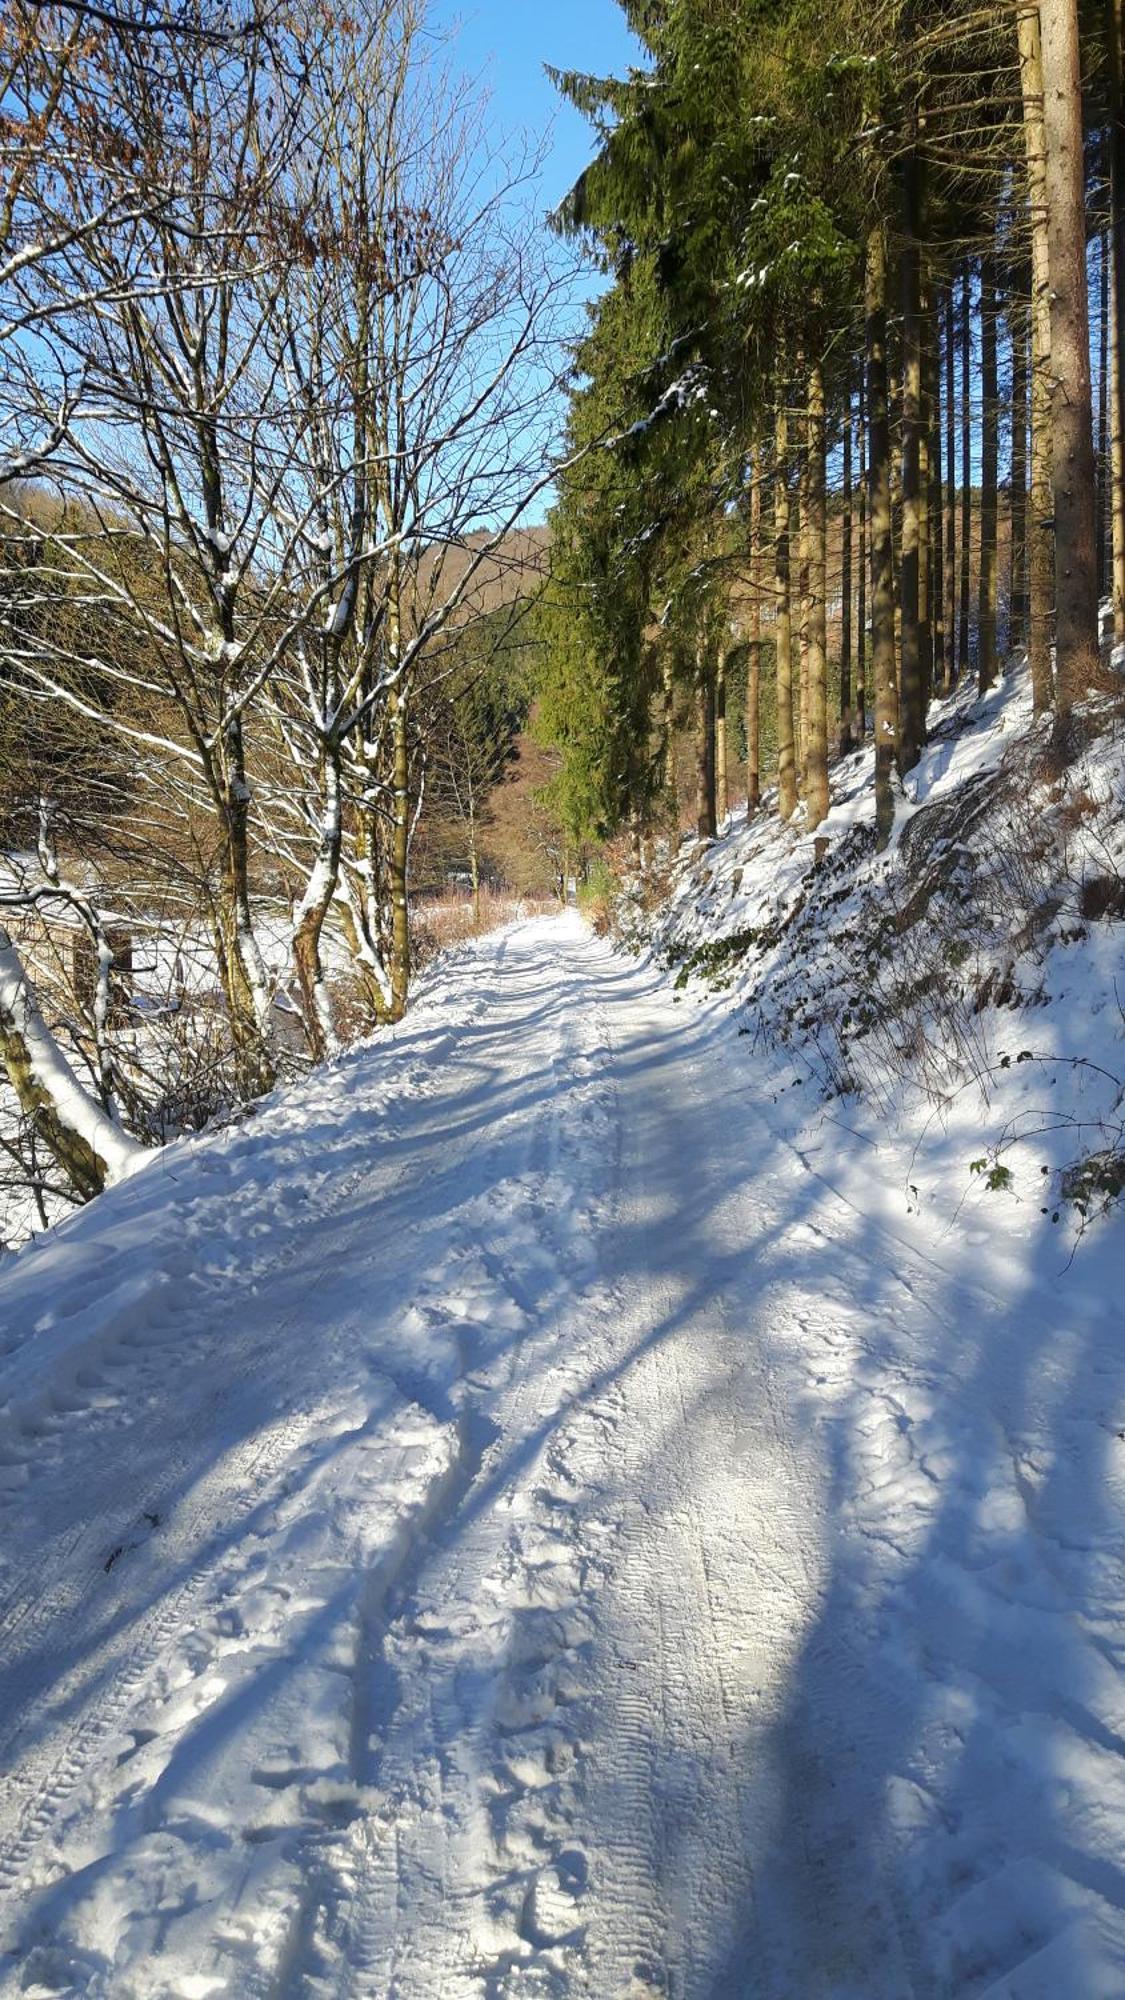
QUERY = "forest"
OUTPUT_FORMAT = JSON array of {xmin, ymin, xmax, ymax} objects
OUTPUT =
[
  {"xmin": 540, "ymin": 0, "xmax": 1122, "ymax": 859},
  {"xmin": 0, "ymin": 0, "xmax": 1121, "ymax": 1236}
]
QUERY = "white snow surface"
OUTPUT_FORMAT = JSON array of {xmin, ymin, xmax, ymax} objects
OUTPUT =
[{"xmin": 1, "ymin": 867, "xmax": 1124, "ymax": 1992}]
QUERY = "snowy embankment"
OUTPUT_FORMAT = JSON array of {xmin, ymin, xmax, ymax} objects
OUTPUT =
[
  {"xmin": 633, "ymin": 663, "xmax": 1125, "ymax": 1310},
  {"xmin": 0, "ymin": 705, "xmax": 1124, "ymax": 1997},
  {"xmin": 617, "ymin": 661, "xmax": 1125, "ymax": 1993}
]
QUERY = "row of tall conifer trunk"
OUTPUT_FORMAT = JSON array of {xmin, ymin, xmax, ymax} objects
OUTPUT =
[{"xmin": 689, "ymin": 0, "xmax": 1123, "ymax": 846}]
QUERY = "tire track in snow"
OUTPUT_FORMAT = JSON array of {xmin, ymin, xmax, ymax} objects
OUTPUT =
[
  {"xmin": 295, "ymin": 942, "xmax": 623, "ymax": 1997},
  {"xmin": 0, "ymin": 1385, "xmax": 355, "ymax": 1908},
  {"xmin": 2, "ymin": 917, "xmax": 999, "ymax": 1996},
  {"xmin": 0, "ymin": 951, "xmax": 513, "ymax": 1976},
  {"xmin": 0, "ymin": 941, "xmax": 503, "ymax": 1561}
]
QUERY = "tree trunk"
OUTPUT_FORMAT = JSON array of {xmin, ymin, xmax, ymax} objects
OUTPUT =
[
  {"xmin": 662, "ymin": 648, "xmax": 677, "ymax": 803},
  {"xmin": 340, "ymin": 784, "xmax": 395, "ymax": 1026},
  {"xmin": 1009, "ymin": 298, "xmax": 1029, "ymax": 650},
  {"xmin": 1112, "ymin": 237, "xmax": 1125, "ymax": 643},
  {"xmin": 857, "ymin": 370, "xmax": 868, "ymax": 736},
  {"xmin": 747, "ymin": 466, "xmax": 762, "ymax": 810},
  {"xmin": 797, "ymin": 380, "xmax": 811, "ymax": 793},
  {"xmin": 35, "ymin": 813, "xmax": 120, "ymax": 1116},
  {"xmin": 806, "ymin": 361, "xmax": 829, "ymax": 828},
  {"xmin": 891, "ymin": 357, "xmax": 903, "ymax": 700},
  {"xmin": 695, "ymin": 641, "xmax": 717, "ymax": 838},
  {"xmin": 899, "ymin": 153, "xmax": 925, "ymax": 773},
  {"xmin": 867, "ymin": 222, "xmax": 898, "ymax": 847},
  {"xmin": 1039, "ymin": 0, "xmax": 1101, "ymax": 712},
  {"xmin": 715, "ymin": 647, "xmax": 729, "ymax": 825},
  {"xmin": 978, "ymin": 254, "xmax": 999, "ymax": 693},
  {"xmin": 943, "ymin": 281, "xmax": 958, "ymax": 693},
  {"xmin": 387, "ymin": 684, "xmax": 411, "ymax": 1020},
  {"xmin": 291, "ymin": 743, "xmax": 343, "ymax": 1063},
  {"xmin": 839, "ymin": 388, "xmax": 854, "ymax": 753},
  {"xmin": 929, "ymin": 280, "xmax": 945, "ymax": 699},
  {"xmin": 219, "ymin": 714, "xmax": 274, "ymax": 1092},
  {"xmin": 1019, "ymin": 0, "xmax": 1056, "ymax": 711},
  {"xmin": 0, "ymin": 929, "xmax": 144, "ymax": 1201},
  {"xmin": 775, "ymin": 397, "xmax": 798, "ymax": 820},
  {"xmin": 1098, "ymin": 231, "xmax": 1111, "ymax": 603},
  {"xmin": 1108, "ymin": 0, "xmax": 1125, "ymax": 644},
  {"xmin": 469, "ymin": 802, "xmax": 481, "ymax": 928},
  {"xmin": 919, "ymin": 260, "xmax": 934, "ymax": 709},
  {"xmin": 958, "ymin": 265, "xmax": 973, "ymax": 677}
]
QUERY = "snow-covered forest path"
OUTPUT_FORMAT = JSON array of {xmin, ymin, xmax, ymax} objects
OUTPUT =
[{"xmin": 2, "ymin": 914, "xmax": 1124, "ymax": 1998}]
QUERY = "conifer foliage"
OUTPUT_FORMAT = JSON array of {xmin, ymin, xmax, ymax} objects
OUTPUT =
[{"xmin": 541, "ymin": 0, "xmax": 1120, "ymax": 844}]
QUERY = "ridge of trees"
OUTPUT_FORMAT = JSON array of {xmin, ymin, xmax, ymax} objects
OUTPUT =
[{"xmin": 539, "ymin": 0, "xmax": 1121, "ymax": 853}]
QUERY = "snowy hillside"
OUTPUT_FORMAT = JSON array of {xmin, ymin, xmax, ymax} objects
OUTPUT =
[
  {"xmin": 1, "ymin": 673, "xmax": 1124, "ymax": 1996},
  {"xmin": 629, "ymin": 661, "xmax": 1125, "ymax": 1310}
]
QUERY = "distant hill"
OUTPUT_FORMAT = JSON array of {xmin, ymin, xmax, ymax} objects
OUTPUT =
[{"xmin": 406, "ymin": 525, "xmax": 551, "ymax": 630}]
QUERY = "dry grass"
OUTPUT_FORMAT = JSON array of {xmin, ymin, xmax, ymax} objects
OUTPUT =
[{"xmin": 411, "ymin": 888, "xmax": 559, "ymax": 968}]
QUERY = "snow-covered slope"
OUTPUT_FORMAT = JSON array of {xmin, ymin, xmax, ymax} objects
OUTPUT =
[
  {"xmin": 631, "ymin": 663, "xmax": 1125, "ymax": 1312},
  {"xmin": 612, "ymin": 662, "xmax": 1125, "ymax": 1994},
  {"xmin": 1, "ymin": 758, "xmax": 1125, "ymax": 1997}
]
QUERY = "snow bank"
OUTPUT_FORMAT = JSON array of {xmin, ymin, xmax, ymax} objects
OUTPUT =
[
  {"xmin": 629, "ymin": 661, "xmax": 1125, "ymax": 1303},
  {"xmin": 613, "ymin": 660, "xmax": 1125, "ymax": 1992}
]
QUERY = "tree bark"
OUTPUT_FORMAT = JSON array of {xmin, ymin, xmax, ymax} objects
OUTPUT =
[
  {"xmin": 840, "ymin": 388, "xmax": 854, "ymax": 752},
  {"xmin": 943, "ymin": 281, "xmax": 958, "ymax": 693},
  {"xmin": 715, "ymin": 646, "xmax": 729, "ymax": 825},
  {"xmin": 857, "ymin": 369, "xmax": 868, "ymax": 736},
  {"xmin": 1112, "ymin": 236, "xmax": 1125, "ymax": 643},
  {"xmin": 387, "ymin": 682, "xmax": 411, "ymax": 1021},
  {"xmin": 775, "ymin": 396, "xmax": 798, "ymax": 820},
  {"xmin": 1108, "ymin": 0, "xmax": 1125, "ymax": 643},
  {"xmin": 291, "ymin": 742, "xmax": 342, "ymax": 1063},
  {"xmin": 978, "ymin": 254, "xmax": 999, "ymax": 693},
  {"xmin": 1019, "ymin": 0, "xmax": 1056, "ymax": 711},
  {"xmin": 1039, "ymin": 0, "xmax": 1101, "ymax": 712},
  {"xmin": 1009, "ymin": 298, "xmax": 1029, "ymax": 651},
  {"xmin": 806, "ymin": 360, "xmax": 829, "ymax": 828},
  {"xmin": 919, "ymin": 260, "xmax": 934, "ymax": 709},
  {"xmin": 469, "ymin": 804, "xmax": 481, "ymax": 929},
  {"xmin": 0, "ymin": 929, "xmax": 145, "ymax": 1201},
  {"xmin": 221, "ymin": 714, "xmax": 274, "ymax": 1092},
  {"xmin": 662, "ymin": 648, "xmax": 677, "ymax": 802},
  {"xmin": 891, "ymin": 357, "xmax": 903, "ymax": 698},
  {"xmin": 797, "ymin": 377, "xmax": 811, "ymax": 792},
  {"xmin": 1098, "ymin": 230, "xmax": 1111, "ymax": 603},
  {"xmin": 695, "ymin": 641, "xmax": 717, "ymax": 838},
  {"xmin": 867, "ymin": 222, "xmax": 898, "ymax": 847},
  {"xmin": 929, "ymin": 280, "xmax": 945, "ymax": 698},
  {"xmin": 746, "ymin": 465, "xmax": 763, "ymax": 810},
  {"xmin": 958, "ymin": 265, "xmax": 973, "ymax": 678},
  {"xmin": 899, "ymin": 153, "xmax": 925, "ymax": 773}
]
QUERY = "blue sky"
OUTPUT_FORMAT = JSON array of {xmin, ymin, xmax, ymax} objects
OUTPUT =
[
  {"xmin": 426, "ymin": 0, "xmax": 644, "ymax": 525},
  {"xmin": 431, "ymin": 0, "xmax": 644, "ymax": 211}
]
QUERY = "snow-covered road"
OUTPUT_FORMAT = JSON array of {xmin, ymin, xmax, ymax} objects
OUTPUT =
[{"xmin": 2, "ymin": 915, "xmax": 1124, "ymax": 1997}]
